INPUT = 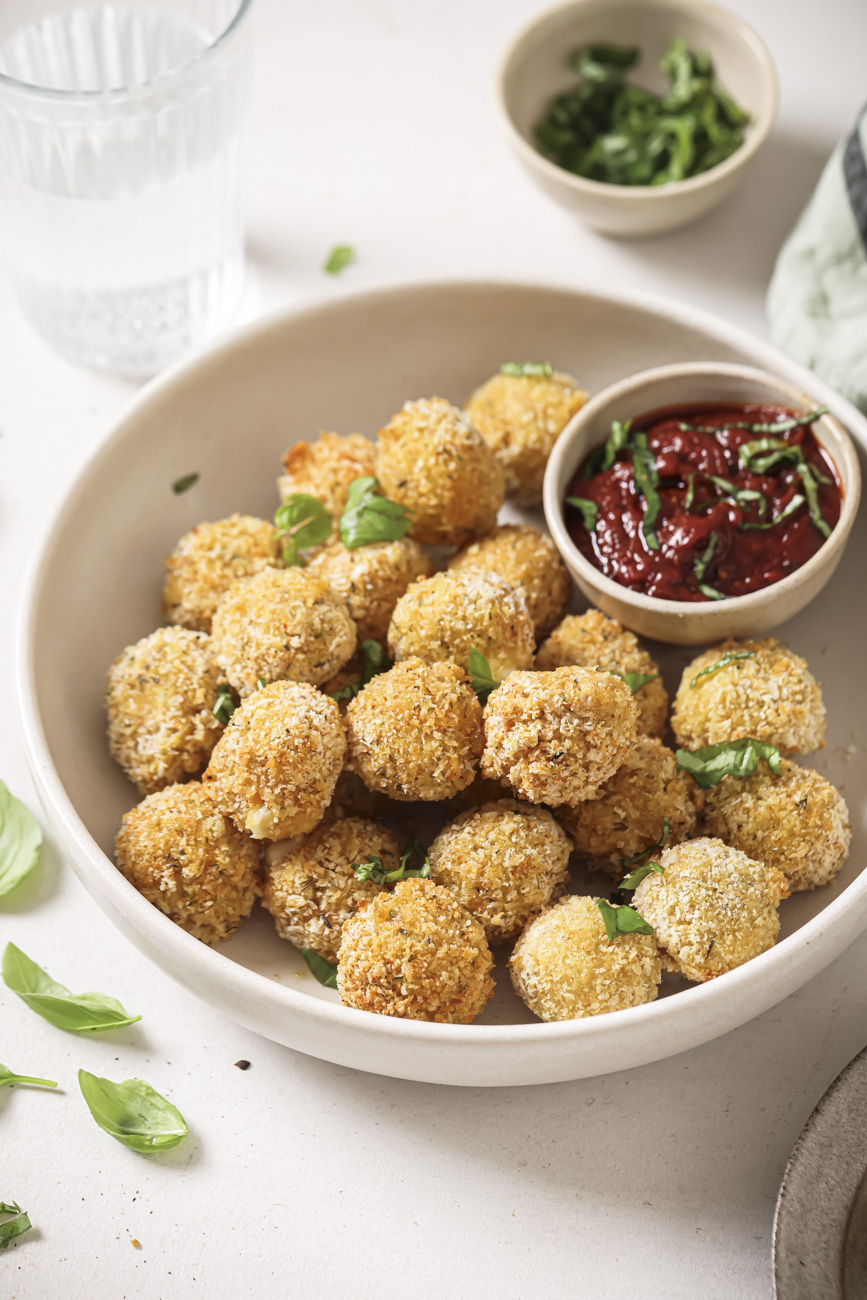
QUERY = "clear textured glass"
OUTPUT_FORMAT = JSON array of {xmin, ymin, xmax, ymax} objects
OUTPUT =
[{"xmin": 0, "ymin": 0, "xmax": 252, "ymax": 376}]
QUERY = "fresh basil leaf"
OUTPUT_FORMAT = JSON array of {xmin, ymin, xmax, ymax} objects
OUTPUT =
[
  {"xmin": 212, "ymin": 685, "xmax": 236, "ymax": 725},
  {"xmin": 274, "ymin": 493, "xmax": 333, "ymax": 567},
  {"xmin": 676, "ymin": 738, "xmax": 783, "ymax": 789},
  {"xmin": 500, "ymin": 361, "xmax": 553, "ymax": 377},
  {"xmin": 619, "ymin": 860, "xmax": 664, "ymax": 889},
  {"xmin": 690, "ymin": 651, "xmax": 755, "ymax": 688},
  {"xmin": 631, "ymin": 431, "xmax": 661, "ymax": 550},
  {"xmin": 0, "ymin": 782, "xmax": 42, "ymax": 899},
  {"xmin": 796, "ymin": 464, "xmax": 832, "ymax": 539},
  {"xmin": 353, "ymin": 837, "xmax": 431, "ymax": 885},
  {"xmin": 694, "ymin": 531, "xmax": 718, "ymax": 584},
  {"xmin": 0, "ymin": 1062, "xmax": 57, "ymax": 1089},
  {"xmin": 172, "ymin": 472, "xmax": 199, "ymax": 494},
  {"xmin": 609, "ymin": 670, "xmax": 660, "ymax": 695},
  {"xmin": 323, "ymin": 244, "xmax": 354, "ymax": 275},
  {"xmin": 684, "ymin": 408, "xmax": 827, "ymax": 438},
  {"xmin": 329, "ymin": 640, "xmax": 392, "ymax": 703},
  {"xmin": 566, "ymin": 496, "xmax": 598, "ymax": 530},
  {"xmin": 683, "ymin": 473, "xmax": 697, "ymax": 511},
  {"xmin": 468, "ymin": 647, "xmax": 501, "ymax": 705},
  {"xmin": 698, "ymin": 583, "xmax": 726, "ymax": 601},
  {"xmin": 620, "ymin": 817, "xmax": 670, "ymax": 868},
  {"xmin": 78, "ymin": 1070, "xmax": 187, "ymax": 1153},
  {"xmin": 2, "ymin": 943, "xmax": 141, "ymax": 1033},
  {"xmin": 741, "ymin": 493, "xmax": 805, "ymax": 531},
  {"xmin": 339, "ymin": 476, "xmax": 412, "ymax": 549},
  {"xmin": 299, "ymin": 949, "xmax": 338, "ymax": 988},
  {"xmin": 0, "ymin": 1203, "xmax": 31, "ymax": 1250},
  {"xmin": 594, "ymin": 899, "xmax": 654, "ymax": 943}
]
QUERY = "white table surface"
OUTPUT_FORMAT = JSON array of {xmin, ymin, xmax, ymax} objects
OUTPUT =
[{"xmin": 2, "ymin": 2, "xmax": 866, "ymax": 1296}]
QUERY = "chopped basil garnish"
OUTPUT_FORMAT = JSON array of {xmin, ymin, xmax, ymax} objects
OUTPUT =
[
  {"xmin": 689, "ymin": 650, "xmax": 754, "ymax": 688},
  {"xmin": 797, "ymin": 463, "xmax": 832, "ymax": 539},
  {"xmin": 620, "ymin": 817, "xmax": 670, "ymax": 868},
  {"xmin": 631, "ymin": 431, "xmax": 661, "ymax": 551},
  {"xmin": 676, "ymin": 738, "xmax": 782, "ymax": 789},
  {"xmin": 339, "ymin": 476, "xmax": 412, "ymax": 549},
  {"xmin": 684, "ymin": 472, "xmax": 766, "ymax": 516},
  {"xmin": 594, "ymin": 899, "xmax": 654, "ymax": 943},
  {"xmin": 739, "ymin": 439, "xmax": 804, "ymax": 475},
  {"xmin": 329, "ymin": 640, "xmax": 392, "ymax": 702},
  {"xmin": 299, "ymin": 949, "xmax": 338, "ymax": 988},
  {"xmin": 353, "ymin": 838, "xmax": 431, "ymax": 885},
  {"xmin": 609, "ymin": 670, "xmax": 660, "ymax": 694},
  {"xmin": 274, "ymin": 493, "xmax": 333, "ymax": 567},
  {"xmin": 0, "ymin": 1202, "xmax": 31, "ymax": 1251},
  {"xmin": 566, "ymin": 496, "xmax": 598, "ymax": 530},
  {"xmin": 699, "ymin": 583, "xmax": 726, "ymax": 601},
  {"xmin": 584, "ymin": 418, "xmax": 632, "ymax": 479},
  {"xmin": 619, "ymin": 860, "xmax": 664, "ymax": 890},
  {"xmin": 500, "ymin": 361, "xmax": 553, "ymax": 377},
  {"xmin": 741, "ymin": 493, "xmax": 805, "ymax": 531},
  {"xmin": 172, "ymin": 472, "xmax": 199, "ymax": 494},
  {"xmin": 78, "ymin": 1070, "xmax": 187, "ymax": 1153},
  {"xmin": 694, "ymin": 531, "xmax": 718, "ymax": 583},
  {"xmin": 468, "ymin": 647, "xmax": 501, "ymax": 704},
  {"xmin": 212, "ymin": 685, "xmax": 236, "ymax": 725},
  {"xmin": 0, "ymin": 1062, "xmax": 57, "ymax": 1089},
  {"xmin": 0, "ymin": 781, "xmax": 42, "ymax": 898},
  {"xmin": 684, "ymin": 408, "xmax": 827, "ymax": 437},
  {"xmin": 2, "ymin": 943, "xmax": 141, "ymax": 1033},
  {"xmin": 323, "ymin": 244, "xmax": 354, "ymax": 275}
]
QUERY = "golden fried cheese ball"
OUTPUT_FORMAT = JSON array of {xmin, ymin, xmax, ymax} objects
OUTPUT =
[
  {"xmin": 210, "ymin": 567, "xmax": 356, "ymax": 698},
  {"xmin": 509, "ymin": 894, "xmax": 662, "ymax": 1022},
  {"xmin": 278, "ymin": 432, "xmax": 377, "ymax": 519},
  {"xmin": 375, "ymin": 397, "xmax": 504, "ymax": 547},
  {"xmin": 671, "ymin": 638, "xmax": 826, "ymax": 756},
  {"xmin": 702, "ymin": 760, "xmax": 851, "ymax": 893},
  {"xmin": 162, "ymin": 514, "xmax": 282, "ymax": 633},
  {"xmin": 447, "ymin": 524, "xmax": 570, "ymax": 641},
  {"xmin": 388, "ymin": 569, "xmax": 535, "ymax": 680},
  {"xmin": 536, "ymin": 610, "xmax": 668, "ymax": 739},
  {"xmin": 106, "ymin": 627, "xmax": 223, "ymax": 795},
  {"xmin": 464, "ymin": 369, "xmax": 588, "ymax": 504},
  {"xmin": 263, "ymin": 818, "xmax": 398, "ymax": 962},
  {"xmin": 308, "ymin": 537, "xmax": 433, "ymax": 643},
  {"xmin": 556, "ymin": 736, "xmax": 704, "ymax": 873},
  {"xmin": 429, "ymin": 800, "xmax": 571, "ymax": 943},
  {"xmin": 345, "ymin": 658, "xmax": 483, "ymax": 802},
  {"xmin": 481, "ymin": 667, "xmax": 638, "ymax": 805},
  {"xmin": 203, "ymin": 681, "xmax": 345, "ymax": 840},
  {"xmin": 115, "ymin": 782, "xmax": 259, "ymax": 945},
  {"xmin": 337, "ymin": 878, "xmax": 495, "ymax": 1023},
  {"xmin": 632, "ymin": 837, "xmax": 788, "ymax": 983}
]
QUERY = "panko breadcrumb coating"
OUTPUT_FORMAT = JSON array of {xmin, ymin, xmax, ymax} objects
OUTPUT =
[
  {"xmin": 115, "ymin": 782, "xmax": 259, "ymax": 944},
  {"xmin": 703, "ymin": 760, "xmax": 851, "ymax": 893},
  {"xmin": 556, "ymin": 736, "xmax": 704, "ymax": 873},
  {"xmin": 510, "ymin": 894, "xmax": 661, "ymax": 1022},
  {"xmin": 308, "ymin": 537, "xmax": 433, "ymax": 642},
  {"xmin": 464, "ymin": 369, "xmax": 588, "ymax": 504},
  {"xmin": 263, "ymin": 818, "xmax": 398, "ymax": 962},
  {"xmin": 210, "ymin": 567, "xmax": 356, "ymax": 697},
  {"xmin": 203, "ymin": 680, "xmax": 345, "ymax": 840},
  {"xmin": 106, "ymin": 627, "xmax": 223, "ymax": 795},
  {"xmin": 345, "ymin": 657, "xmax": 484, "ymax": 801},
  {"xmin": 375, "ymin": 397, "xmax": 504, "ymax": 547},
  {"xmin": 481, "ymin": 667, "xmax": 638, "ymax": 805},
  {"xmin": 536, "ymin": 610, "xmax": 668, "ymax": 739},
  {"xmin": 162, "ymin": 514, "xmax": 282, "ymax": 633},
  {"xmin": 278, "ymin": 432, "xmax": 377, "ymax": 519},
  {"xmin": 671, "ymin": 638, "xmax": 826, "ymax": 755},
  {"xmin": 429, "ymin": 800, "xmax": 571, "ymax": 943},
  {"xmin": 447, "ymin": 524, "xmax": 570, "ymax": 640},
  {"xmin": 388, "ymin": 569, "xmax": 535, "ymax": 680},
  {"xmin": 633, "ymin": 837, "xmax": 788, "ymax": 982},
  {"xmin": 337, "ymin": 878, "xmax": 495, "ymax": 1023}
]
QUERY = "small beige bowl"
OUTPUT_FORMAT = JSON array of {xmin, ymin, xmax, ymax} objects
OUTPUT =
[
  {"xmin": 497, "ymin": 0, "xmax": 778, "ymax": 237},
  {"xmin": 543, "ymin": 362, "xmax": 862, "ymax": 645}
]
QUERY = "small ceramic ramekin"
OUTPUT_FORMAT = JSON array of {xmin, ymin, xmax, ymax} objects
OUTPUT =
[
  {"xmin": 496, "ymin": 0, "xmax": 778, "ymax": 238},
  {"xmin": 543, "ymin": 362, "xmax": 862, "ymax": 645}
]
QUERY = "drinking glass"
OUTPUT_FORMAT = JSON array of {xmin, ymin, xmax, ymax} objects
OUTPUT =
[{"xmin": 0, "ymin": 0, "xmax": 252, "ymax": 376}]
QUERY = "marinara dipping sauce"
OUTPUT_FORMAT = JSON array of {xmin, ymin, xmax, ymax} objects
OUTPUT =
[{"xmin": 564, "ymin": 403, "xmax": 842, "ymax": 602}]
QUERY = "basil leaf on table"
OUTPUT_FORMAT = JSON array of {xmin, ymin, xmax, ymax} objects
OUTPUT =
[
  {"xmin": 78, "ymin": 1070, "xmax": 187, "ymax": 1153},
  {"xmin": 323, "ymin": 244, "xmax": 354, "ymax": 275},
  {"xmin": 0, "ymin": 781, "xmax": 42, "ymax": 899},
  {"xmin": 0, "ymin": 1062, "xmax": 57, "ymax": 1089},
  {"xmin": 0, "ymin": 1202, "xmax": 31, "ymax": 1250},
  {"xmin": 2, "ymin": 943, "xmax": 141, "ymax": 1032}
]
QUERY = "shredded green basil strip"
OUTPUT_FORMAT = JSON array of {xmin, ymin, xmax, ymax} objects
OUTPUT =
[
  {"xmin": 741, "ymin": 493, "xmax": 806, "ymax": 531},
  {"xmin": 619, "ymin": 860, "xmax": 664, "ymax": 890},
  {"xmin": 631, "ymin": 431, "xmax": 661, "ymax": 551},
  {"xmin": 620, "ymin": 817, "xmax": 670, "ymax": 867},
  {"xmin": 171, "ymin": 472, "xmax": 199, "ymax": 495},
  {"xmin": 78, "ymin": 1071, "xmax": 187, "ymax": 1153},
  {"xmin": 339, "ymin": 476, "xmax": 412, "ymax": 549},
  {"xmin": 323, "ymin": 244, "xmax": 354, "ymax": 275},
  {"xmin": 609, "ymin": 670, "xmax": 660, "ymax": 695},
  {"xmin": 594, "ymin": 899, "xmax": 654, "ymax": 943},
  {"xmin": 299, "ymin": 949, "xmax": 338, "ymax": 988},
  {"xmin": 0, "ymin": 781, "xmax": 42, "ymax": 899},
  {"xmin": 683, "ymin": 473, "xmax": 697, "ymax": 511},
  {"xmin": 500, "ymin": 361, "xmax": 553, "ymax": 377},
  {"xmin": 584, "ymin": 418, "xmax": 632, "ymax": 478},
  {"xmin": 566, "ymin": 496, "xmax": 598, "ymax": 530},
  {"xmin": 468, "ymin": 647, "xmax": 501, "ymax": 705},
  {"xmin": 699, "ymin": 583, "xmax": 726, "ymax": 601},
  {"xmin": 676, "ymin": 738, "xmax": 782, "ymax": 789},
  {"xmin": 274, "ymin": 493, "xmax": 333, "ymax": 566},
  {"xmin": 212, "ymin": 685, "xmax": 236, "ymax": 725},
  {"xmin": 796, "ymin": 464, "xmax": 832, "ymax": 538},
  {"xmin": 2, "ymin": 943, "xmax": 141, "ymax": 1033},
  {"xmin": 694, "ymin": 532, "xmax": 718, "ymax": 583},
  {"xmin": 0, "ymin": 1204, "xmax": 31, "ymax": 1250},
  {"xmin": 685, "ymin": 408, "xmax": 827, "ymax": 437},
  {"xmin": 329, "ymin": 640, "xmax": 392, "ymax": 702},
  {"xmin": 354, "ymin": 838, "xmax": 431, "ymax": 885},
  {"xmin": 690, "ymin": 651, "xmax": 754, "ymax": 688}
]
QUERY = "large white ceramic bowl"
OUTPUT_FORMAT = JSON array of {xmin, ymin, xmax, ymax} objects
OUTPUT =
[{"xmin": 17, "ymin": 281, "xmax": 867, "ymax": 1087}]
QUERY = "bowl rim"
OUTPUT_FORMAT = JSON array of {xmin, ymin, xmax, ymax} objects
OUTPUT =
[
  {"xmin": 495, "ymin": 0, "xmax": 780, "ymax": 201},
  {"xmin": 543, "ymin": 359, "xmax": 862, "ymax": 620},
  {"xmin": 15, "ymin": 276, "xmax": 867, "ymax": 1056}
]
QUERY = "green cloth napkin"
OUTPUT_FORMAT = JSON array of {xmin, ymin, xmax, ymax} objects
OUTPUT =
[{"xmin": 768, "ymin": 106, "xmax": 867, "ymax": 412}]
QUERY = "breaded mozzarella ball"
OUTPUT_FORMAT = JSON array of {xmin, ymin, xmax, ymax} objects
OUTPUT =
[
  {"xmin": 671, "ymin": 638, "xmax": 826, "ymax": 755},
  {"xmin": 632, "ymin": 837, "xmax": 788, "ymax": 983},
  {"xmin": 536, "ymin": 610, "xmax": 668, "ymax": 739},
  {"xmin": 556, "ymin": 736, "xmax": 704, "ymax": 873},
  {"xmin": 375, "ymin": 397, "xmax": 504, "ymax": 546},
  {"xmin": 429, "ymin": 800, "xmax": 571, "ymax": 943},
  {"xmin": 509, "ymin": 895, "xmax": 662, "ymax": 1022},
  {"xmin": 464, "ymin": 369, "xmax": 588, "ymax": 504},
  {"xmin": 447, "ymin": 524, "xmax": 570, "ymax": 640},
  {"xmin": 203, "ymin": 681, "xmax": 345, "ymax": 840},
  {"xmin": 337, "ymin": 878, "xmax": 495, "ymax": 1023},
  {"xmin": 162, "ymin": 514, "xmax": 281, "ymax": 633},
  {"xmin": 308, "ymin": 537, "xmax": 433, "ymax": 643},
  {"xmin": 263, "ymin": 818, "xmax": 398, "ymax": 962},
  {"xmin": 345, "ymin": 658, "xmax": 483, "ymax": 801},
  {"xmin": 481, "ymin": 667, "xmax": 638, "ymax": 805},
  {"xmin": 106, "ymin": 627, "xmax": 223, "ymax": 795},
  {"xmin": 388, "ymin": 569, "xmax": 535, "ymax": 680},
  {"xmin": 702, "ymin": 760, "xmax": 851, "ymax": 893},
  {"xmin": 210, "ymin": 567, "xmax": 356, "ymax": 697},
  {"xmin": 115, "ymin": 783, "xmax": 259, "ymax": 945},
  {"xmin": 278, "ymin": 432, "xmax": 377, "ymax": 519}
]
